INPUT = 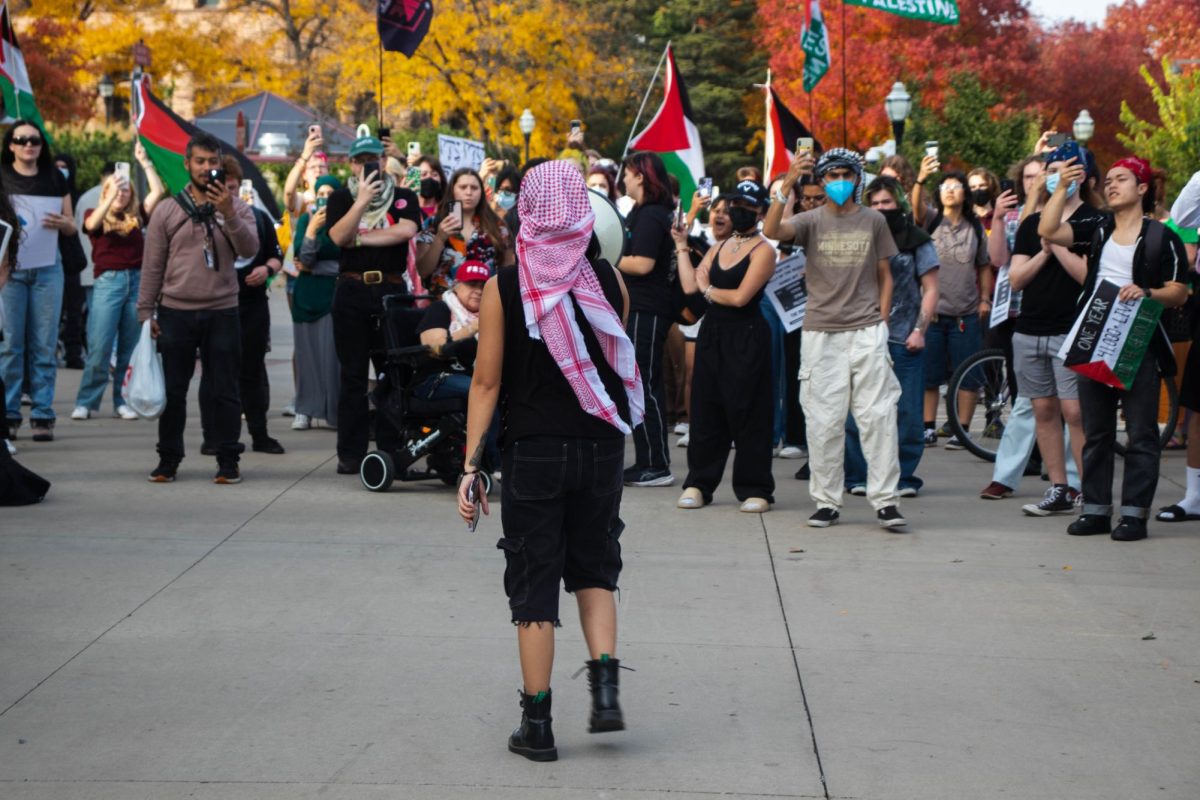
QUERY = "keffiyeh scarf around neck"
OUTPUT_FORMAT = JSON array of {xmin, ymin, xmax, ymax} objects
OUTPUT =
[
  {"xmin": 347, "ymin": 171, "xmax": 397, "ymax": 230},
  {"xmin": 442, "ymin": 290, "xmax": 477, "ymax": 335},
  {"xmin": 515, "ymin": 161, "xmax": 644, "ymax": 434}
]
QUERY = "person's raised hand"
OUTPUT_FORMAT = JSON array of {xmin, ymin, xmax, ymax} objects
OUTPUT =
[
  {"xmin": 438, "ymin": 212, "xmax": 463, "ymax": 238},
  {"xmin": 134, "ymin": 140, "xmax": 150, "ymax": 165},
  {"xmin": 355, "ymin": 170, "xmax": 383, "ymax": 207},
  {"xmin": 301, "ymin": 128, "xmax": 323, "ymax": 160},
  {"xmin": 566, "ymin": 128, "xmax": 585, "ymax": 149},
  {"xmin": 206, "ymin": 178, "xmax": 234, "ymax": 217},
  {"xmin": 307, "ymin": 207, "xmax": 327, "ymax": 234},
  {"xmin": 1034, "ymin": 130, "xmax": 1057, "ymax": 155},
  {"xmin": 382, "ymin": 137, "xmax": 401, "ymax": 161},
  {"xmin": 670, "ymin": 224, "xmax": 688, "ymax": 248},
  {"xmin": 918, "ymin": 154, "xmax": 940, "ymax": 183},
  {"xmin": 692, "ymin": 190, "xmax": 712, "ymax": 211},
  {"xmin": 994, "ymin": 188, "xmax": 1018, "ymax": 216},
  {"xmin": 1056, "ymin": 157, "xmax": 1086, "ymax": 190}
]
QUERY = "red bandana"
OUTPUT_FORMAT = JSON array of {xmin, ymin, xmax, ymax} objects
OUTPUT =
[{"xmin": 1111, "ymin": 157, "xmax": 1151, "ymax": 185}]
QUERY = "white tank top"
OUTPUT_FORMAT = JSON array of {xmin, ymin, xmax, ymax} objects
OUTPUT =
[{"xmin": 1097, "ymin": 237, "xmax": 1136, "ymax": 287}]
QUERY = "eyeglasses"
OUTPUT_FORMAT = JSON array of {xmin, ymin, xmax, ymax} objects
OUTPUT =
[
  {"xmin": 940, "ymin": 183, "xmax": 964, "ymax": 192},
  {"xmin": 12, "ymin": 136, "xmax": 42, "ymax": 147}
]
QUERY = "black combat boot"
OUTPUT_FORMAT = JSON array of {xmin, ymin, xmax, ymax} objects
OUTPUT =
[
  {"xmin": 508, "ymin": 689, "xmax": 557, "ymax": 761},
  {"xmin": 586, "ymin": 658, "xmax": 625, "ymax": 733}
]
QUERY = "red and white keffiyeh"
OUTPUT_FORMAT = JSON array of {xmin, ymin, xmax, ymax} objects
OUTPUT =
[{"xmin": 516, "ymin": 161, "xmax": 644, "ymax": 433}]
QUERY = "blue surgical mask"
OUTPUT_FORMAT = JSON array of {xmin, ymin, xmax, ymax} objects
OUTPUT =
[
  {"xmin": 495, "ymin": 191, "xmax": 516, "ymax": 211},
  {"xmin": 824, "ymin": 179, "xmax": 856, "ymax": 206},
  {"xmin": 58, "ymin": 166, "xmax": 70, "ymax": 180},
  {"xmin": 1045, "ymin": 173, "xmax": 1078, "ymax": 198}
]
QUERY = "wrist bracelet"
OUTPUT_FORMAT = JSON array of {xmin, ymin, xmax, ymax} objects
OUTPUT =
[
  {"xmin": 704, "ymin": 285, "xmax": 714, "ymax": 303},
  {"xmin": 773, "ymin": 189, "xmax": 789, "ymax": 205}
]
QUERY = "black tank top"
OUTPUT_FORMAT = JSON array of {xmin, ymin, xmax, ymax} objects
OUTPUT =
[
  {"xmin": 705, "ymin": 239, "xmax": 767, "ymax": 324},
  {"xmin": 497, "ymin": 259, "xmax": 630, "ymax": 444}
]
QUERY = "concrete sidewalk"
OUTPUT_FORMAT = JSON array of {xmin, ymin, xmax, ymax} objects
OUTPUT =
[{"xmin": 1, "ymin": 289, "xmax": 1198, "ymax": 799}]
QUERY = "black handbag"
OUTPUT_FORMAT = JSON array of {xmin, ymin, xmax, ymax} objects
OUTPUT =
[{"xmin": 59, "ymin": 231, "xmax": 87, "ymax": 276}]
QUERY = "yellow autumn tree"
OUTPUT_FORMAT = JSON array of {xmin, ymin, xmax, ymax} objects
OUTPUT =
[{"xmin": 332, "ymin": 0, "xmax": 633, "ymax": 157}]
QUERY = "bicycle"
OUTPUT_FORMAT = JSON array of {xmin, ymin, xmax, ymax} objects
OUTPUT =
[{"xmin": 944, "ymin": 348, "xmax": 1177, "ymax": 462}]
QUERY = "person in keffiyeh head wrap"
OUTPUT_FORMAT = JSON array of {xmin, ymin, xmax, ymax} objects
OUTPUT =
[{"xmin": 457, "ymin": 160, "xmax": 640, "ymax": 763}]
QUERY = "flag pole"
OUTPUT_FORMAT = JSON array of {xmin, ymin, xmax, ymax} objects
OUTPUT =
[
  {"xmin": 623, "ymin": 41, "xmax": 671, "ymax": 160},
  {"xmin": 760, "ymin": 69, "xmax": 771, "ymax": 179},
  {"xmin": 841, "ymin": 0, "xmax": 848, "ymax": 147},
  {"xmin": 378, "ymin": 39, "xmax": 384, "ymax": 130}
]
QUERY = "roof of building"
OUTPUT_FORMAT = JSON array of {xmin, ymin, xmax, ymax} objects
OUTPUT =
[{"xmin": 194, "ymin": 91, "xmax": 358, "ymax": 156}]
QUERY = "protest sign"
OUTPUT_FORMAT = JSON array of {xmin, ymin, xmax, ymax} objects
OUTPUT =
[
  {"xmin": 437, "ymin": 134, "xmax": 485, "ymax": 180},
  {"xmin": 765, "ymin": 252, "xmax": 807, "ymax": 333},
  {"xmin": 1057, "ymin": 279, "xmax": 1163, "ymax": 390},
  {"xmin": 989, "ymin": 265, "xmax": 1022, "ymax": 328},
  {"xmin": 843, "ymin": 0, "xmax": 960, "ymax": 25}
]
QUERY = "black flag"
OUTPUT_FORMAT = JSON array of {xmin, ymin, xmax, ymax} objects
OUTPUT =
[{"xmin": 378, "ymin": 0, "xmax": 433, "ymax": 57}]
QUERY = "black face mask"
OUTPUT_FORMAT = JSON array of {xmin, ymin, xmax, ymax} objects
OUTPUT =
[
  {"xmin": 881, "ymin": 207, "xmax": 908, "ymax": 235},
  {"xmin": 970, "ymin": 188, "xmax": 993, "ymax": 207},
  {"xmin": 727, "ymin": 205, "xmax": 759, "ymax": 234},
  {"xmin": 420, "ymin": 178, "xmax": 443, "ymax": 200}
]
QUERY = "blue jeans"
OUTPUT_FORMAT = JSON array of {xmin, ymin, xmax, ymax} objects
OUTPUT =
[
  {"xmin": 1, "ymin": 261, "xmax": 65, "ymax": 421},
  {"xmin": 993, "ymin": 396, "xmax": 1080, "ymax": 491},
  {"xmin": 414, "ymin": 371, "xmax": 501, "ymax": 471},
  {"xmin": 924, "ymin": 312, "xmax": 982, "ymax": 391},
  {"xmin": 75, "ymin": 270, "xmax": 141, "ymax": 412},
  {"xmin": 760, "ymin": 299, "xmax": 788, "ymax": 446},
  {"xmin": 846, "ymin": 341, "xmax": 925, "ymax": 491}
]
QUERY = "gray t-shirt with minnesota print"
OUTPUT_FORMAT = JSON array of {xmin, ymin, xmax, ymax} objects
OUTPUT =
[{"xmin": 785, "ymin": 204, "xmax": 899, "ymax": 332}]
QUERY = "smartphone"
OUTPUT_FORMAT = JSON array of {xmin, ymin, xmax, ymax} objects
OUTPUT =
[
  {"xmin": 698, "ymin": 176, "xmax": 713, "ymax": 197},
  {"xmin": 1046, "ymin": 132, "xmax": 1070, "ymax": 149},
  {"xmin": 315, "ymin": 196, "xmax": 327, "ymax": 210},
  {"xmin": 999, "ymin": 178, "xmax": 1015, "ymax": 195},
  {"xmin": 570, "ymin": 119, "xmax": 582, "ymax": 133},
  {"xmin": 710, "ymin": 185, "xmax": 720, "ymax": 201},
  {"xmin": 378, "ymin": 126, "xmax": 391, "ymax": 140},
  {"xmin": 466, "ymin": 474, "xmax": 482, "ymax": 532},
  {"xmin": 925, "ymin": 141, "xmax": 939, "ymax": 160},
  {"xmin": 362, "ymin": 161, "xmax": 380, "ymax": 183},
  {"xmin": 796, "ymin": 137, "xmax": 814, "ymax": 155},
  {"xmin": 114, "ymin": 161, "xmax": 131, "ymax": 184},
  {"xmin": 408, "ymin": 141, "xmax": 421, "ymax": 157},
  {"xmin": 308, "ymin": 124, "xmax": 321, "ymax": 138},
  {"xmin": 239, "ymin": 179, "xmax": 254, "ymax": 203},
  {"xmin": 406, "ymin": 166, "xmax": 421, "ymax": 184},
  {"xmin": 450, "ymin": 200, "xmax": 463, "ymax": 226},
  {"xmin": 208, "ymin": 168, "xmax": 226, "ymax": 186}
]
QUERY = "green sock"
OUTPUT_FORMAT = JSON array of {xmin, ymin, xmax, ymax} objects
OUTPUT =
[
  {"xmin": 533, "ymin": 690, "xmax": 547, "ymax": 703},
  {"xmin": 600, "ymin": 653, "xmax": 610, "ymax": 663}
]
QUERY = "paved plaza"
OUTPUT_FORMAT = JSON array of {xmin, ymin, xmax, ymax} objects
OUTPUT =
[{"xmin": 1, "ymin": 291, "xmax": 1198, "ymax": 799}]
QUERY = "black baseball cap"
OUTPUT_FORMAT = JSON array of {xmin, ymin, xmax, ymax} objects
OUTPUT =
[{"xmin": 718, "ymin": 179, "xmax": 769, "ymax": 209}]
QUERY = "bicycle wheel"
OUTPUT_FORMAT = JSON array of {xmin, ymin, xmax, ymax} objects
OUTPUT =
[
  {"xmin": 1112, "ymin": 374, "xmax": 1179, "ymax": 456},
  {"xmin": 946, "ymin": 349, "xmax": 1011, "ymax": 463}
]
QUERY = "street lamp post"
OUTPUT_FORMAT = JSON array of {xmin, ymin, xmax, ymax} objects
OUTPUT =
[
  {"xmin": 519, "ymin": 108, "xmax": 535, "ymax": 165},
  {"xmin": 1073, "ymin": 109, "xmax": 1095, "ymax": 146},
  {"xmin": 884, "ymin": 81, "xmax": 912, "ymax": 150},
  {"xmin": 98, "ymin": 74, "xmax": 115, "ymax": 127}
]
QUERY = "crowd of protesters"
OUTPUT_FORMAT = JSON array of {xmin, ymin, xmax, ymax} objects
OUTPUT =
[{"xmin": 3, "ymin": 112, "xmax": 1200, "ymax": 544}]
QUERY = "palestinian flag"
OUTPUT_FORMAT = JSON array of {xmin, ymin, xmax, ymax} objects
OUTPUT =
[
  {"xmin": 133, "ymin": 75, "xmax": 280, "ymax": 219},
  {"xmin": 628, "ymin": 45, "xmax": 704, "ymax": 212},
  {"xmin": 764, "ymin": 86, "xmax": 821, "ymax": 183},
  {"xmin": 0, "ymin": 2, "xmax": 45, "ymax": 130},
  {"xmin": 1058, "ymin": 280, "xmax": 1164, "ymax": 390}
]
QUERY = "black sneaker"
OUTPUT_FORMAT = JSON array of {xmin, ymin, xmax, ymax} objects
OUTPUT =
[
  {"xmin": 922, "ymin": 428, "xmax": 937, "ymax": 447},
  {"xmin": 944, "ymin": 434, "xmax": 968, "ymax": 451},
  {"xmin": 877, "ymin": 505, "xmax": 908, "ymax": 530},
  {"xmin": 252, "ymin": 436, "xmax": 285, "ymax": 455},
  {"xmin": 1022, "ymin": 485, "xmax": 1075, "ymax": 516},
  {"xmin": 794, "ymin": 462, "xmax": 810, "ymax": 480},
  {"xmin": 213, "ymin": 463, "xmax": 242, "ymax": 484},
  {"xmin": 624, "ymin": 467, "xmax": 674, "ymax": 487},
  {"xmin": 337, "ymin": 458, "xmax": 361, "ymax": 475},
  {"xmin": 148, "ymin": 459, "xmax": 179, "ymax": 483},
  {"xmin": 807, "ymin": 507, "xmax": 839, "ymax": 528},
  {"xmin": 1068, "ymin": 514, "xmax": 1111, "ymax": 536},
  {"xmin": 1111, "ymin": 516, "xmax": 1148, "ymax": 541},
  {"xmin": 30, "ymin": 419, "xmax": 54, "ymax": 442}
]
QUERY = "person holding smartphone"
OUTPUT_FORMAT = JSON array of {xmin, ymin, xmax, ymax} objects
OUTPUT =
[
  {"xmin": 325, "ymin": 133, "xmax": 421, "ymax": 475},
  {"xmin": 71, "ymin": 152, "xmax": 166, "ymax": 423},
  {"xmin": 415, "ymin": 167, "xmax": 513, "ymax": 296},
  {"xmin": 284, "ymin": 125, "xmax": 329, "ymax": 220},
  {"xmin": 457, "ymin": 161, "xmax": 640, "ymax": 762}
]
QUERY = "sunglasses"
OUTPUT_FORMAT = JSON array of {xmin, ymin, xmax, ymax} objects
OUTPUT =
[{"xmin": 12, "ymin": 136, "xmax": 42, "ymax": 147}]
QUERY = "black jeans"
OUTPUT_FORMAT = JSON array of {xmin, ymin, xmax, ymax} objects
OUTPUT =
[
  {"xmin": 61, "ymin": 269, "xmax": 85, "ymax": 364},
  {"xmin": 685, "ymin": 317, "xmax": 776, "ymax": 503},
  {"xmin": 784, "ymin": 328, "xmax": 805, "ymax": 446},
  {"xmin": 626, "ymin": 310, "xmax": 671, "ymax": 470},
  {"xmin": 156, "ymin": 306, "xmax": 242, "ymax": 464},
  {"xmin": 1078, "ymin": 357, "xmax": 1162, "ymax": 519},
  {"xmin": 498, "ymin": 436, "xmax": 625, "ymax": 625},
  {"xmin": 200, "ymin": 299, "xmax": 272, "ymax": 442},
  {"xmin": 332, "ymin": 279, "xmax": 399, "ymax": 462}
]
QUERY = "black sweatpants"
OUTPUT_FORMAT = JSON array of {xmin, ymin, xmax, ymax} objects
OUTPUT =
[
  {"xmin": 626, "ymin": 310, "xmax": 671, "ymax": 471},
  {"xmin": 201, "ymin": 299, "xmax": 271, "ymax": 443},
  {"xmin": 331, "ymin": 279, "xmax": 399, "ymax": 463},
  {"xmin": 684, "ymin": 316, "xmax": 775, "ymax": 503}
]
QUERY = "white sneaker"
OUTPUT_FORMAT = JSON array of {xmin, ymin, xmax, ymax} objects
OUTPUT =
[
  {"xmin": 739, "ymin": 497, "xmax": 770, "ymax": 513},
  {"xmin": 4, "ymin": 439, "xmax": 15, "ymax": 455},
  {"xmin": 281, "ymin": 403, "xmax": 296, "ymax": 417},
  {"xmin": 114, "ymin": 405, "xmax": 139, "ymax": 420},
  {"xmin": 70, "ymin": 406, "xmax": 91, "ymax": 420},
  {"xmin": 292, "ymin": 413, "xmax": 311, "ymax": 430},
  {"xmin": 777, "ymin": 445, "xmax": 806, "ymax": 459},
  {"xmin": 673, "ymin": 422, "xmax": 690, "ymax": 435},
  {"xmin": 676, "ymin": 431, "xmax": 690, "ymax": 447}
]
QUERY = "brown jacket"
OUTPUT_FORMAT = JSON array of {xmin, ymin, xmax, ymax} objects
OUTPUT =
[{"xmin": 137, "ymin": 193, "xmax": 259, "ymax": 321}]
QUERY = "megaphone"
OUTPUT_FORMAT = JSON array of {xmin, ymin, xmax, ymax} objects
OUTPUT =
[{"xmin": 587, "ymin": 188, "xmax": 626, "ymax": 267}]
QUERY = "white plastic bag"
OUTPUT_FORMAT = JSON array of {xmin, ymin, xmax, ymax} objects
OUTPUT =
[{"xmin": 123, "ymin": 319, "xmax": 166, "ymax": 419}]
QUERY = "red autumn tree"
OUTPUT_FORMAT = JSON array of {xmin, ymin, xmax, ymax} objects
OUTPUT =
[{"xmin": 21, "ymin": 18, "xmax": 94, "ymax": 125}]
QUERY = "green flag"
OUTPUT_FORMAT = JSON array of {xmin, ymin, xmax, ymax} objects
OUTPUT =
[
  {"xmin": 844, "ymin": 0, "xmax": 960, "ymax": 25},
  {"xmin": 801, "ymin": 0, "xmax": 830, "ymax": 93}
]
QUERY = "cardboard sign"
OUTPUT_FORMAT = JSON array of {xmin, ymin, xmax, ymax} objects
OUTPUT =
[
  {"xmin": 437, "ymin": 134, "xmax": 485, "ymax": 180},
  {"xmin": 1058, "ymin": 279, "xmax": 1163, "ymax": 390}
]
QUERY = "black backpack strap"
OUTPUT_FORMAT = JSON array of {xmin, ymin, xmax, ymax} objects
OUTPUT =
[{"xmin": 1141, "ymin": 219, "xmax": 1166, "ymax": 286}]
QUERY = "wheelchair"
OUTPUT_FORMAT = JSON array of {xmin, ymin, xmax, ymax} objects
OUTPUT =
[{"xmin": 358, "ymin": 293, "xmax": 493, "ymax": 496}]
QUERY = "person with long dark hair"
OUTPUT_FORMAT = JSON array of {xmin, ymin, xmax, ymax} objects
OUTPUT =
[
  {"xmin": 416, "ymin": 167, "xmax": 513, "ymax": 295},
  {"xmin": 0, "ymin": 176, "xmax": 20, "ymax": 454},
  {"xmin": 1, "ymin": 119, "xmax": 75, "ymax": 443},
  {"xmin": 458, "ymin": 161, "xmax": 641, "ymax": 762},
  {"xmin": 617, "ymin": 151, "xmax": 676, "ymax": 486}
]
